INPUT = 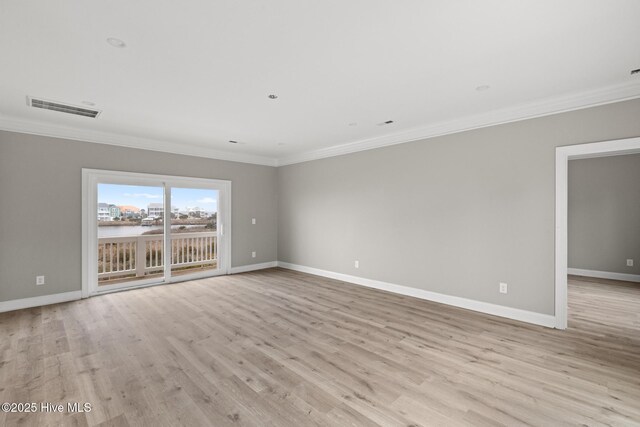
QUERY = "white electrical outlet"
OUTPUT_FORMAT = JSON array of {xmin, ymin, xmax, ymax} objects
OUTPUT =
[
  {"xmin": 251, "ymin": 218, "xmax": 256, "ymax": 225},
  {"xmin": 627, "ymin": 259, "xmax": 634, "ymax": 267},
  {"xmin": 354, "ymin": 260, "xmax": 359, "ymax": 268},
  {"xmin": 36, "ymin": 276, "xmax": 45, "ymax": 286},
  {"xmin": 499, "ymin": 282, "xmax": 508, "ymax": 294},
  {"xmin": 251, "ymin": 251, "xmax": 256, "ymax": 258}
]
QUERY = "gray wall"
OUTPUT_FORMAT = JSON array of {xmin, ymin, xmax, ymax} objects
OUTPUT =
[
  {"xmin": 3, "ymin": 99, "xmax": 640, "ymax": 312},
  {"xmin": 569, "ymin": 154, "xmax": 640, "ymax": 275},
  {"xmin": 0, "ymin": 131, "xmax": 278, "ymax": 302},
  {"xmin": 278, "ymin": 99, "xmax": 640, "ymax": 315}
]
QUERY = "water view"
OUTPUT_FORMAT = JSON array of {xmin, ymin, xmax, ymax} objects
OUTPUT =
[
  {"xmin": 98, "ymin": 225, "xmax": 209, "ymax": 237},
  {"xmin": 97, "ymin": 184, "xmax": 219, "ymax": 285},
  {"xmin": 98, "ymin": 225, "xmax": 163, "ymax": 237}
]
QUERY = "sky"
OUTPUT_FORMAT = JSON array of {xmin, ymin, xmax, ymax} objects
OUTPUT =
[{"xmin": 98, "ymin": 184, "xmax": 218, "ymax": 212}]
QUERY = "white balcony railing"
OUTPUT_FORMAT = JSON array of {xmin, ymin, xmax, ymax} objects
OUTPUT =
[{"xmin": 98, "ymin": 231, "xmax": 217, "ymax": 280}]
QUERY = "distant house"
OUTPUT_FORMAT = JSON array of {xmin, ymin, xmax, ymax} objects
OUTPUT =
[
  {"xmin": 109, "ymin": 205, "xmax": 121, "ymax": 220},
  {"xmin": 147, "ymin": 203, "xmax": 163, "ymax": 218},
  {"xmin": 147, "ymin": 203, "xmax": 178, "ymax": 218},
  {"xmin": 97, "ymin": 203, "xmax": 111, "ymax": 221},
  {"xmin": 187, "ymin": 206, "xmax": 203, "ymax": 217},
  {"xmin": 118, "ymin": 205, "xmax": 141, "ymax": 218}
]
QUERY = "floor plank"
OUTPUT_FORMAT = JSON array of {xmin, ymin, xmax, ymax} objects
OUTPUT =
[{"xmin": 1, "ymin": 269, "xmax": 639, "ymax": 426}]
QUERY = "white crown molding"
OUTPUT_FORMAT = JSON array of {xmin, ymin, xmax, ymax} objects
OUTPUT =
[
  {"xmin": 277, "ymin": 80, "xmax": 640, "ymax": 166},
  {"xmin": 0, "ymin": 114, "xmax": 279, "ymax": 167},
  {"xmin": 278, "ymin": 262, "xmax": 556, "ymax": 328},
  {"xmin": 2, "ymin": 81, "xmax": 639, "ymax": 168}
]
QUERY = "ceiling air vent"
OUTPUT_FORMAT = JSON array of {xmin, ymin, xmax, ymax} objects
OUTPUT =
[{"xmin": 27, "ymin": 97, "xmax": 101, "ymax": 118}]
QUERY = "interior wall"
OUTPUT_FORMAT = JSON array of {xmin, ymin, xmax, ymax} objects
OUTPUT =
[
  {"xmin": 568, "ymin": 153, "xmax": 640, "ymax": 275},
  {"xmin": 278, "ymin": 98, "xmax": 640, "ymax": 315},
  {"xmin": 0, "ymin": 131, "xmax": 278, "ymax": 302},
  {"xmin": 3, "ymin": 99, "xmax": 640, "ymax": 312}
]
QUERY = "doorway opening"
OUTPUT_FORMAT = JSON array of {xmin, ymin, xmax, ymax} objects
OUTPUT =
[
  {"xmin": 555, "ymin": 136, "xmax": 640, "ymax": 329},
  {"xmin": 82, "ymin": 169, "xmax": 231, "ymax": 296},
  {"xmin": 567, "ymin": 153, "xmax": 640, "ymax": 332}
]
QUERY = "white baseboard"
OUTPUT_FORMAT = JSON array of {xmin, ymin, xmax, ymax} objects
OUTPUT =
[
  {"xmin": 277, "ymin": 262, "xmax": 557, "ymax": 328},
  {"xmin": 568, "ymin": 268, "xmax": 640, "ymax": 283},
  {"xmin": 0, "ymin": 291, "xmax": 82, "ymax": 314},
  {"xmin": 230, "ymin": 261, "xmax": 278, "ymax": 274},
  {"xmin": 0, "ymin": 263, "xmax": 276, "ymax": 313}
]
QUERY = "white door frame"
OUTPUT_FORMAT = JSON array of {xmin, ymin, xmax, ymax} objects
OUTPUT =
[
  {"xmin": 82, "ymin": 168, "xmax": 232, "ymax": 297},
  {"xmin": 555, "ymin": 136, "xmax": 640, "ymax": 329}
]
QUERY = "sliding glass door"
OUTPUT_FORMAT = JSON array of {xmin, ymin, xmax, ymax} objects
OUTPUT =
[
  {"xmin": 97, "ymin": 183, "xmax": 166, "ymax": 290},
  {"xmin": 83, "ymin": 170, "xmax": 231, "ymax": 296},
  {"xmin": 169, "ymin": 187, "xmax": 220, "ymax": 280}
]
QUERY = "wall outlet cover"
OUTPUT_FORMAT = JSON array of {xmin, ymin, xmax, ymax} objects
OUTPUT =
[{"xmin": 499, "ymin": 282, "xmax": 508, "ymax": 294}]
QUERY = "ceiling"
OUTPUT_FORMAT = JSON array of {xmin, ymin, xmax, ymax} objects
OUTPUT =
[{"xmin": 1, "ymin": 0, "xmax": 639, "ymax": 166}]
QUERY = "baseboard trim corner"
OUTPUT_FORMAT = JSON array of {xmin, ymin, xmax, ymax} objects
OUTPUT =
[
  {"xmin": 277, "ymin": 261, "xmax": 557, "ymax": 328},
  {"xmin": 230, "ymin": 261, "xmax": 278, "ymax": 274},
  {"xmin": 0, "ymin": 290, "xmax": 82, "ymax": 313},
  {"xmin": 568, "ymin": 268, "xmax": 640, "ymax": 283}
]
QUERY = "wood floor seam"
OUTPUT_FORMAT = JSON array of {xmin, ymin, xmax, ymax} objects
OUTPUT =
[{"xmin": 1, "ymin": 269, "xmax": 639, "ymax": 426}]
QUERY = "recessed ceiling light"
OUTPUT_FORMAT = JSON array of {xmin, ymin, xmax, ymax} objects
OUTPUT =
[
  {"xmin": 268, "ymin": 94, "xmax": 278, "ymax": 99},
  {"xmin": 81, "ymin": 101, "xmax": 96, "ymax": 106},
  {"xmin": 476, "ymin": 85, "xmax": 491, "ymax": 91},
  {"xmin": 348, "ymin": 122, "xmax": 358, "ymax": 126},
  {"xmin": 106, "ymin": 37, "xmax": 126, "ymax": 48}
]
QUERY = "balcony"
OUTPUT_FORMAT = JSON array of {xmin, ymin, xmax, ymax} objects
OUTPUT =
[{"xmin": 97, "ymin": 231, "xmax": 217, "ymax": 285}]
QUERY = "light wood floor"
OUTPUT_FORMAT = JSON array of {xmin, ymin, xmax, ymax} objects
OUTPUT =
[{"xmin": 1, "ymin": 269, "xmax": 639, "ymax": 426}]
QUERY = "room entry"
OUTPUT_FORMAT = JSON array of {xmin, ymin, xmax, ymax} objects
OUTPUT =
[
  {"xmin": 82, "ymin": 169, "xmax": 231, "ymax": 296},
  {"xmin": 555, "ymin": 136, "xmax": 640, "ymax": 329}
]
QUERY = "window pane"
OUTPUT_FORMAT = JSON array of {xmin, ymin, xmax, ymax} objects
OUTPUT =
[
  {"xmin": 97, "ymin": 183, "xmax": 165, "ymax": 286},
  {"xmin": 169, "ymin": 187, "xmax": 219, "ymax": 278}
]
